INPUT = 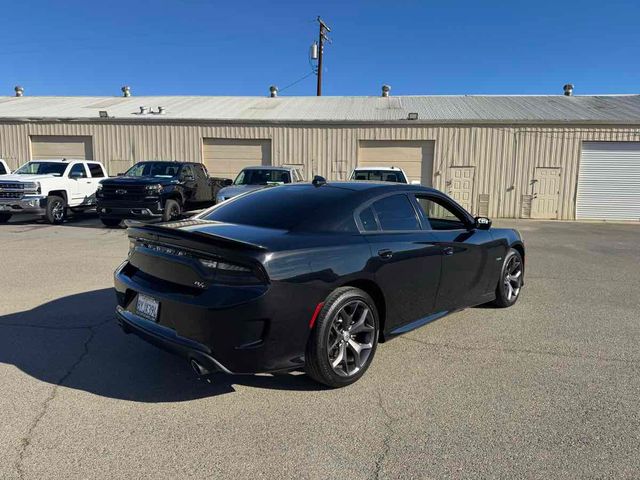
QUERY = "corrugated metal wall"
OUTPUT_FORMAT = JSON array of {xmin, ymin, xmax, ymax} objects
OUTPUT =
[{"xmin": 0, "ymin": 120, "xmax": 639, "ymax": 219}]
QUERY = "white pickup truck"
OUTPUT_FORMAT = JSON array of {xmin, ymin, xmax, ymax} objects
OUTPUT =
[
  {"xmin": 0, "ymin": 159, "xmax": 10, "ymax": 175},
  {"xmin": 0, "ymin": 159, "xmax": 108, "ymax": 224}
]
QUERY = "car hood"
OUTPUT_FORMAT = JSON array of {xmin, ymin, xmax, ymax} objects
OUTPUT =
[
  {"xmin": 100, "ymin": 176, "xmax": 179, "ymax": 186},
  {"xmin": 0, "ymin": 174, "xmax": 60, "ymax": 182},
  {"xmin": 217, "ymin": 184, "xmax": 266, "ymax": 199}
]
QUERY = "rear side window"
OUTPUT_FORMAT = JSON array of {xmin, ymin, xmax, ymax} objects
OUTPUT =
[
  {"xmin": 87, "ymin": 163, "xmax": 105, "ymax": 178},
  {"xmin": 359, "ymin": 207, "xmax": 379, "ymax": 231},
  {"xmin": 0, "ymin": 163, "xmax": 6, "ymax": 175},
  {"xmin": 370, "ymin": 194, "xmax": 420, "ymax": 231}
]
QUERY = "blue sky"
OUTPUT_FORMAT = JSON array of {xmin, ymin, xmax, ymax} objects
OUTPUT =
[{"xmin": 2, "ymin": 0, "xmax": 639, "ymax": 97}]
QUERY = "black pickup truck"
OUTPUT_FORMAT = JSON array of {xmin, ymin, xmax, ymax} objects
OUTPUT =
[{"xmin": 97, "ymin": 161, "xmax": 226, "ymax": 227}]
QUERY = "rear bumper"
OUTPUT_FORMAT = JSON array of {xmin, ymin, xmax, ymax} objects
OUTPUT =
[
  {"xmin": 116, "ymin": 307, "xmax": 232, "ymax": 374},
  {"xmin": 114, "ymin": 259, "xmax": 318, "ymax": 374},
  {"xmin": 0, "ymin": 195, "xmax": 47, "ymax": 215},
  {"xmin": 97, "ymin": 200, "xmax": 163, "ymax": 219}
]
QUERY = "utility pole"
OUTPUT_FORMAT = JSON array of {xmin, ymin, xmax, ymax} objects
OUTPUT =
[{"xmin": 315, "ymin": 17, "xmax": 331, "ymax": 96}]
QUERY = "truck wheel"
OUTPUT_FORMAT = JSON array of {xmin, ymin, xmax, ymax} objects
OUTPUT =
[
  {"xmin": 100, "ymin": 218, "xmax": 122, "ymax": 227},
  {"xmin": 0, "ymin": 213, "xmax": 12, "ymax": 223},
  {"xmin": 162, "ymin": 199, "xmax": 182, "ymax": 222},
  {"xmin": 45, "ymin": 195, "xmax": 66, "ymax": 224}
]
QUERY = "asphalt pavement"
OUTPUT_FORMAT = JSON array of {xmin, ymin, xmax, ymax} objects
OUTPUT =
[{"xmin": 1, "ymin": 214, "xmax": 639, "ymax": 479}]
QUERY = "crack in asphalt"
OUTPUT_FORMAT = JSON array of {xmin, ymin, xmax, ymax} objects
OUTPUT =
[
  {"xmin": 13, "ymin": 317, "xmax": 111, "ymax": 479},
  {"xmin": 399, "ymin": 336, "xmax": 640, "ymax": 365},
  {"xmin": 372, "ymin": 391, "xmax": 397, "ymax": 480}
]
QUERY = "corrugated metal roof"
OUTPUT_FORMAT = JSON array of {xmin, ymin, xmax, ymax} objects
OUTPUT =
[{"xmin": 0, "ymin": 94, "xmax": 639, "ymax": 124}]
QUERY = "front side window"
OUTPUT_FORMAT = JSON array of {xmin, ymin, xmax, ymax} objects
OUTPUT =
[
  {"xmin": 415, "ymin": 196, "xmax": 468, "ymax": 230},
  {"xmin": 14, "ymin": 161, "xmax": 68, "ymax": 176},
  {"xmin": 370, "ymin": 194, "xmax": 420, "ymax": 231},
  {"xmin": 124, "ymin": 162, "xmax": 180, "ymax": 178},
  {"xmin": 69, "ymin": 163, "xmax": 87, "ymax": 178},
  {"xmin": 88, "ymin": 163, "xmax": 105, "ymax": 178},
  {"xmin": 233, "ymin": 169, "xmax": 290, "ymax": 186}
]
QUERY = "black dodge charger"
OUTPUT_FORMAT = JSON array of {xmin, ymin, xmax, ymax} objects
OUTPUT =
[{"xmin": 115, "ymin": 179, "xmax": 525, "ymax": 387}]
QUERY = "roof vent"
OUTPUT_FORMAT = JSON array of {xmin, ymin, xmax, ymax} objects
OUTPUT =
[
  {"xmin": 14, "ymin": 86, "xmax": 24, "ymax": 97},
  {"xmin": 139, "ymin": 106, "xmax": 149, "ymax": 115},
  {"xmin": 157, "ymin": 106, "xmax": 166, "ymax": 115},
  {"xmin": 122, "ymin": 85, "xmax": 132, "ymax": 97},
  {"xmin": 563, "ymin": 84, "xmax": 574, "ymax": 96},
  {"xmin": 269, "ymin": 85, "xmax": 278, "ymax": 98},
  {"xmin": 381, "ymin": 84, "xmax": 391, "ymax": 97}
]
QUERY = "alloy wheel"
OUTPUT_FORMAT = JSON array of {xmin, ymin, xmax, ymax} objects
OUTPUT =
[
  {"xmin": 52, "ymin": 201, "xmax": 65, "ymax": 221},
  {"xmin": 327, "ymin": 299, "xmax": 375, "ymax": 377},
  {"xmin": 503, "ymin": 255, "xmax": 522, "ymax": 301}
]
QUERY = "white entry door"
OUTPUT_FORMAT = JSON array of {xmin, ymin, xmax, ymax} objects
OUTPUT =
[
  {"xmin": 447, "ymin": 167, "xmax": 475, "ymax": 213},
  {"xmin": 531, "ymin": 167, "xmax": 561, "ymax": 219}
]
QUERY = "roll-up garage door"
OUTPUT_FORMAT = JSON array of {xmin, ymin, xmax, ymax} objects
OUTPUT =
[
  {"xmin": 31, "ymin": 135, "xmax": 93, "ymax": 160},
  {"xmin": 202, "ymin": 139, "xmax": 271, "ymax": 180},
  {"xmin": 358, "ymin": 140, "xmax": 435, "ymax": 185},
  {"xmin": 576, "ymin": 142, "xmax": 640, "ymax": 221}
]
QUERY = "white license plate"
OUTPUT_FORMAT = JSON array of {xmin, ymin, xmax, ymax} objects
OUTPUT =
[{"xmin": 136, "ymin": 294, "xmax": 159, "ymax": 321}]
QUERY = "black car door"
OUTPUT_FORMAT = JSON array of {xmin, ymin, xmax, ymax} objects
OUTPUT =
[
  {"xmin": 410, "ymin": 193, "xmax": 499, "ymax": 310},
  {"xmin": 193, "ymin": 164, "xmax": 212, "ymax": 202},
  {"xmin": 179, "ymin": 165, "xmax": 197, "ymax": 204},
  {"xmin": 358, "ymin": 193, "xmax": 442, "ymax": 333}
]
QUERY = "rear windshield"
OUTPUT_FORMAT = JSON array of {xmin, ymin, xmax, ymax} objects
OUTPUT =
[
  {"xmin": 351, "ymin": 170, "xmax": 406, "ymax": 183},
  {"xmin": 234, "ymin": 169, "xmax": 291, "ymax": 185},
  {"xmin": 125, "ymin": 162, "xmax": 181, "ymax": 178},
  {"xmin": 200, "ymin": 185, "xmax": 356, "ymax": 231}
]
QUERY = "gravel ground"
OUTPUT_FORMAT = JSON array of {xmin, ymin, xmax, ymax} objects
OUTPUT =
[{"xmin": 1, "ymin": 214, "xmax": 639, "ymax": 479}]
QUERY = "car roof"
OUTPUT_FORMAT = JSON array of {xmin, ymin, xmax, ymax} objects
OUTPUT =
[
  {"xmin": 283, "ymin": 180, "xmax": 435, "ymax": 194},
  {"xmin": 352, "ymin": 166, "xmax": 403, "ymax": 171},
  {"xmin": 30, "ymin": 158, "xmax": 84, "ymax": 163},
  {"xmin": 242, "ymin": 165, "xmax": 296, "ymax": 171}
]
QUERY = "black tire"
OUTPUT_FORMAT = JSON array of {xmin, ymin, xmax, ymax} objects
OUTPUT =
[
  {"xmin": 45, "ymin": 195, "xmax": 66, "ymax": 224},
  {"xmin": 162, "ymin": 199, "xmax": 182, "ymax": 222},
  {"xmin": 0, "ymin": 213, "xmax": 12, "ymax": 223},
  {"xmin": 100, "ymin": 218, "xmax": 122, "ymax": 227},
  {"xmin": 305, "ymin": 287, "xmax": 379, "ymax": 388},
  {"xmin": 492, "ymin": 248, "xmax": 524, "ymax": 308}
]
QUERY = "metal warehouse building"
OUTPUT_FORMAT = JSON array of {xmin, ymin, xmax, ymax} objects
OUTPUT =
[{"xmin": 0, "ymin": 89, "xmax": 639, "ymax": 221}]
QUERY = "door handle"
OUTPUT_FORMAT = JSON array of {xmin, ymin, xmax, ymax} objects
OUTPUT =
[
  {"xmin": 442, "ymin": 246, "xmax": 454, "ymax": 256},
  {"xmin": 378, "ymin": 249, "xmax": 393, "ymax": 260}
]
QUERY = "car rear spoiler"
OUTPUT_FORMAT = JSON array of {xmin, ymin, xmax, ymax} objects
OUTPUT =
[{"xmin": 126, "ymin": 221, "xmax": 267, "ymax": 252}]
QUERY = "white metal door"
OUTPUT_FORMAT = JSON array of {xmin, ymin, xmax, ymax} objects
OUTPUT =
[
  {"xmin": 447, "ymin": 167, "xmax": 474, "ymax": 213},
  {"xmin": 202, "ymin": 139, "xmax": 271, "ymax": 180},
  {"xmin": 358, "ymin": 141, "xmax": 434, "ymax": 185},
  {"xmin": 531, "ymin": 167, "xmax": 561, "ymax": 219},
  {"xmin": 577, "ymin": 142, "xmax": 640, "ymax": 221},
  {"xmin": 31, "ymin": 136, "xmax": 93, "ymax": 160}
]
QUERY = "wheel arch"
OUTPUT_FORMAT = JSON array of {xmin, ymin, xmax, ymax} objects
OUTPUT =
[
  {"xmin": 48, "ymin": 190, "xmax": 68, "ymax": 203},
  {"xmin": 340, "ymin": 278, "xmax": 388, "ymax": 342}
]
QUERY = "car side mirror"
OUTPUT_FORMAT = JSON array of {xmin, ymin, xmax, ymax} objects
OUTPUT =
[
  {"xmin": 410, "ymin": 180, "xmax": 421, "ymax": 185},
  {"xmin": 223, "ymin": 178, "xmax": 233, "ymax": 186},
  {"xmin": 474, "ymin": 216, "xmax": 492, "ymax": 230},
  {"xmin": 69, "ymin": 171, "xmax": 84, "ymax": 179},
  {"xmin": 183, "ymin": 175, "xmax": 194, "ymax": 182},
  {"xmin": 117, "ymin": 172, "xmax": 125, "ymax": 176}
]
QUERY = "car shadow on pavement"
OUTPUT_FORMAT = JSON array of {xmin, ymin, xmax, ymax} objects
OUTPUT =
[
  {"xmin": 0, "ymin": 289, "xmax": 323, "ymax": 402},
  {"xmin": 5, "ymin": 213, "xmax": 114, "ymax": 230}
]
